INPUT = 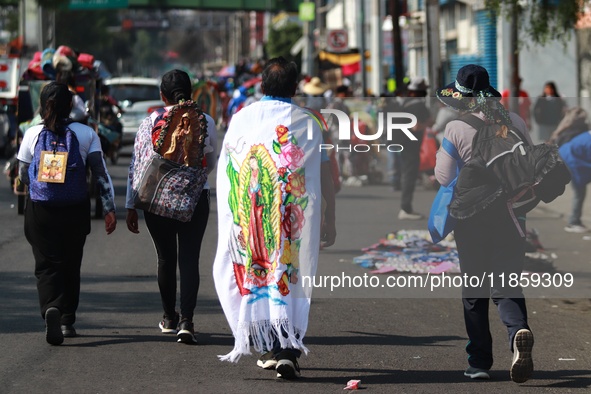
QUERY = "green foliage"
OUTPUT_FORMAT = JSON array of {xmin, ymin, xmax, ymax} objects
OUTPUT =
[
  {"xmin": 132, "ymin": 30, "xmax": 165, "ymax": 75},
  {"xmin": 0, "ymin": 0, "xmax": 18, "ymax": 6},
  {"xmin": 265, "ymin": 22, "xmax": 302, "ymax": 67},
  {"xmin": 56, "ymin": 10, "xmax": 112, "ymax": 53},
  {"xmin": 485, "ymin": 0, "xmax": 586, "ymax": 45}
]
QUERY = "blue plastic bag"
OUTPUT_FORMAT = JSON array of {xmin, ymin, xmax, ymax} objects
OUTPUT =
[
  {"xmin": 428, "ymin": 138, "xmax": 463, "ymax": 243},
  {"xmin": 428, "ymin": 177, "xmax": 457, "ymax": 243}
]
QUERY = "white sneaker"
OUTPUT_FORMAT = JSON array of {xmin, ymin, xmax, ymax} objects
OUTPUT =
[
  {"xmin": 564, "ymin": 224, "xmax": 589, "ymax": 233},
  {"xmin": 510, "ymin": 329, "xmax": 534, "ymax": 383},
  {"xmin": 398, "ymin": 210, "xmax": 423, "ymax": 220}
]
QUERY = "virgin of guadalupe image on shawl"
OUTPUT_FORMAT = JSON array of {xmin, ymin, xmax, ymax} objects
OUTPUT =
[
  {"xmin": 225, "ymin": 144, "xmax": 284, "ymax": 298},
  {"xmin": 247, "ymin": 154, "xmax": 273, "ymax": 271}
]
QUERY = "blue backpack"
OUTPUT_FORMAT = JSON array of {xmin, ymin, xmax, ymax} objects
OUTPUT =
[{"xmin": 29, "ymin": 126, "xmax": 88, "ymax": 205}]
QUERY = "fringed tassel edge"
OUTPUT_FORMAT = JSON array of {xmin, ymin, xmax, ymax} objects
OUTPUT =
[{"xmin": 217, "ymin": 319, "xmax": 308, "ymax": 363}]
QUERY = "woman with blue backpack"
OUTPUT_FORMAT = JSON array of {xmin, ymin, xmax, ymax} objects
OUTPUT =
[{"xmin": 17, "ymin": 82, "xmax": 117, "ymax": 345}]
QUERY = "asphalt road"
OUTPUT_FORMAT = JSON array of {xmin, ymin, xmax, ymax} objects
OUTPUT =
[{"xmin": 0, "ymin": 152, "xmax": 590, "ymax": 393}]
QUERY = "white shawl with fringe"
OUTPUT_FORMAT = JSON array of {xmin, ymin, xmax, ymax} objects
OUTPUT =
[{"xmin": 213, "ymin": 98, "xmax": 323, "ymax": 362}]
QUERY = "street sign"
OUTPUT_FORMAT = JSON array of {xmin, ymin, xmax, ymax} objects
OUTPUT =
[
  {"xmin": 299, "ymin": 2, "xmax": 315, "ymax": 22},
  {"xmin": 327, "ymin": 29, "xmax": 348, "ymax": 53},
  {"xmin": 69, "ymin": 0, "xmax": 128, "ymax": 10}
]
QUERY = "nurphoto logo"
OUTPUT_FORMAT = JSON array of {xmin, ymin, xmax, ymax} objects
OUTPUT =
[{"xmin": 307, "ymin": 108, "xmax": 418, "ymax": 153}]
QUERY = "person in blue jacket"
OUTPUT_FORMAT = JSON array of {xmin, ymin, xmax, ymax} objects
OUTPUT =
[{"xmin": 555, "ymin": 108, "xmax": 591, "ymax": 233}]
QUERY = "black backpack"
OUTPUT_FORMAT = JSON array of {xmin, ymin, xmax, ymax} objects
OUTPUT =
[{"xmin": 449, "ymin": 115, "xmax": 570, "ymax": 221}]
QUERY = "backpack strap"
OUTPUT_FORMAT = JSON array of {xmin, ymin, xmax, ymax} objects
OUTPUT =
[
  {"xmin": 459, "ymin": 113, "xmax": 531, "ymax": 146},
  {"xmin": 441, "ymin": 137, "xmax": 464, "ymax": 173},
  {"xmin": 150, "ymin": 107, "xmax": 167, "ymax": 124},
  {"xmin": 457, "ymin": 114, "xmax": 486, "ymax": 132}
]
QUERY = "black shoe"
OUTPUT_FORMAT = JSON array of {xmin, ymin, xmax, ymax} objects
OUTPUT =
[
  {"xmin": 158, "ymin": 312, "xmax": 179, "ymax": 334},
  {"xmin": 257, "ymin": 350, "xmax": 278, "ymax": 369},
  {"xmin": 177, "ymin": 319, "xmax": 197, "ymax": 344},
  {"xmin": 61, "ymin": 325, "xmax": 77, "ymax": 338},
  {"xmin": 45, "ymin": 307, "xmax": 64, "ymax": 345},
  {"xmin": 275, "ymin": 350, "xmax": 301, "ymax": 379}
]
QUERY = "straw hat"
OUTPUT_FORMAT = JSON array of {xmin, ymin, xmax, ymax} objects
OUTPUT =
[{"xmin": 303, "ymin": 77, "xmax": 328, "ymax": 96}]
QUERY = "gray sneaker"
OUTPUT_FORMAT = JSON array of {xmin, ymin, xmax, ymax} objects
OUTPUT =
[
  {"xmin": 398, "ymin": 209, "xmax": 423, "ymax": 220},
  {"xmin": 511, "ymin": 329, "xmax": 534, "ymax": 383},
  {"xmin": 464, "ymin": 366, "xmax": 490, "ymax": 379}
]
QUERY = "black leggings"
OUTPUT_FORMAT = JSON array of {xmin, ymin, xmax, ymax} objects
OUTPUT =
[{"xmin": 144, "ymin": 190, "xmax": 209, "ymax": 321}]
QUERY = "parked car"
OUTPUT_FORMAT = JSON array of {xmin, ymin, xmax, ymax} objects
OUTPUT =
[{"xmin": 104, "ymin": 77, "xmax": 164, "ymax": 145}]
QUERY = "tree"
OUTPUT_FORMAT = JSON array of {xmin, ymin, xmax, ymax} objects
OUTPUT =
[
  {"xmin": 485, "ymin": 0, "xmax": 587, "ymax": 111},
  {"xmin": 265, "ymin": 22, "xmax": 302, "ymax": 68},
  {"xmin": 485, "ymin": 0, "xmax": 587, "ymax": 45}
]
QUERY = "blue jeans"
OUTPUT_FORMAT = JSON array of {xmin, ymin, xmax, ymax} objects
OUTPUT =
[{"xmin": 568, "ymin": 182, "xmax": 587, "ymax": 226}]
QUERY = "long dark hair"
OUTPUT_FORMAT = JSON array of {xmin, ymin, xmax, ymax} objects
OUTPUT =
[
  {"xmin": 544, "ymin": 81, "xmax": 560, "ymax": 97},
  {"xmin": 160, "ymin": 69, "xmax": 192, "ymax": 104},
  {"xmin": 40, "ymin": 82, "xmax": 73, "ymax": 135}
]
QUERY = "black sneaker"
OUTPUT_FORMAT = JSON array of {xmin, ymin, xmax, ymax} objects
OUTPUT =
[
  {"xmin": 275, "ymin": 350, "xmax": 301, "ymax": 379},
  {"xmin": 61, "ymin": 324, "xmax": 77, "ymax": 338},
  {"xmin": 177, "ymin": 319, "xmax": 197, "ymax": 344},
  {"xmin": 45, "ymin": 307, "xmax": 64, "ymax": 346},
  {"xmin": 257, "ymin": 350, "xmax": 278, "ymax": 369},
  {"xmin": 158, "ymin": 313, "xmax": 179, "ymax": 334},
  {"xmin": 511, "ymin": 329, "xmax": 534, "ymax": 383}
]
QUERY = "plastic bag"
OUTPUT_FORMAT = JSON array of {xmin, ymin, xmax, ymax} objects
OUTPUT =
[{"xmin": 420, "ymin": 130, "xmax": 438, "ymax": 172}]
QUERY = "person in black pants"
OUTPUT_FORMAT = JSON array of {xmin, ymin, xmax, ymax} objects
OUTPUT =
[
  {"xmin": 143, "ymin": 190, "xmax": 210, "ymax": 333},
  {"xmin": 397, "ymin": 77, "xmax": 432, "ymax": 220},
  {"xmin": 455, "ymin": 199, "xmax": 530, "ymax": 376},
  {"xmin": 434, "ymin": 64, "xmax": 534, "ymax": 383},
  {"xmin": 17, "ymin": 82, "xmax": 117, "ymax": 345},
  {"xmin": 126, "ymin": 70, "xmax": 218, "ymax": 344}
]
